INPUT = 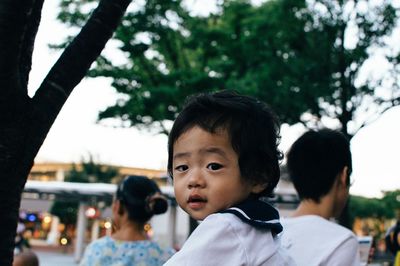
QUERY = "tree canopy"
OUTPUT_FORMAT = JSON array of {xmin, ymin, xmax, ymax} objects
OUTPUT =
[
  {"xmin": 348, "ymin": 190, "xmax": 400, "ymax": 228},
  {"xmin": 66, "ymin": 156, "xmax": 119, "ymax": 184},
  {"xmin": 56, "ymin": 0, "xmax": 399, "ymax": 137}
]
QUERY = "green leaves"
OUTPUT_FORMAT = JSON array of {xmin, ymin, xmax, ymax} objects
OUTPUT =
[
  {"xmin": 349, "ymin": 190, "xmax": 400, "ymax": 220},
  {"xmin": 50, "ymin": 156, "xmax": 119, "ymax": 225},
  {"xmin": 56, "ymin": 0, "xmax": 400, "ymax": 136},
  {"xmin": 65, "ymin": 155, "xmax": 119, "ymax": 184}
]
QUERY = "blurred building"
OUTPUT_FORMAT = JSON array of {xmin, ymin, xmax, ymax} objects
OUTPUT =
[
  {"xmin": 21, "ymin": 161, "xmax": 298, "ymax": 261},
  {"xmin": 28, "ymin": 161, "xmax": 169, "ymax": 185}
]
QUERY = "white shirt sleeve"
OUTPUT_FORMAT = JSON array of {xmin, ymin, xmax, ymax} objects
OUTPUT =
[
  {"xmin": 323, "ymin": 236, "xmax": 361, "ymax": 266},
  {"xmin": 163, "ymin": 214, "xmax": 247, "ymax": 266}
]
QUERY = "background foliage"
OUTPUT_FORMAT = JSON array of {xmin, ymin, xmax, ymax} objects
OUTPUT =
[
  {"xmin": 349, "ymin": 190, "xmax": 400, "ymax": 224},
  {"xmin": 50, "ymin": 156, "xmax": 119, "ymax": 225},
  {"xmin": 55, "ymin": 0, "xmax": 400, "ymax": 137}
]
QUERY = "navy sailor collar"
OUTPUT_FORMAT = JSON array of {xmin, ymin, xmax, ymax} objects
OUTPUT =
[{"xmin": 219, "ymin": 199, "xmax": 283, "ymax": 234}]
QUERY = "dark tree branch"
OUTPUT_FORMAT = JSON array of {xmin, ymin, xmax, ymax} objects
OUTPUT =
[
  {"xmin": 355, "ymin": 99, "xmax": 400, "ymax": 134},
  {"xmin": 33, "ymin": 0, "xmax": 132, "ymax": 108},
  {"xmin": 29, "ymin": 0, "xmax": 132, "ymax": 155},
  {"xmin": 0, "ymin": 0, "xmax": 132, "ymax": 264},
  {"xmin": 0, "ymin": 3, "xmax": 39, "ymax": 262},
  {"xmin": 19, "ymin": 0, "xmax": 45, "ymax": 91},
  {"xmin": 0, "ymin": 0, "xmax": 35, "ymax": 99}
]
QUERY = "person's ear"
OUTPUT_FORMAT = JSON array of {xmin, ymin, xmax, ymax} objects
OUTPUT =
[
  {"xmin": 112, "ymin": 200, "xmax": 118, "ymax": 214},
  {"xmin": 113, "ymin": 200, "xmax": 124, "ymax": 216},
  {"xmin": 251, "ymin": 183, "xmax": 267, "ymax": 194},
  {"xmin": 338, "ymin": 166, "xmax": 349, "ymax": 188}
]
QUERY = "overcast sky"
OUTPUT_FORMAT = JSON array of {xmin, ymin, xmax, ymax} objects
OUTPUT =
[{"xmin": 31, "ymin": 0, "xmax": 400, "ymax": 198}]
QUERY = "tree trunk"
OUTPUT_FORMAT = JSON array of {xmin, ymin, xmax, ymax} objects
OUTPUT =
[{"xmin": 0, "ymin": 0, "xmax": 132, "ymax": 264}]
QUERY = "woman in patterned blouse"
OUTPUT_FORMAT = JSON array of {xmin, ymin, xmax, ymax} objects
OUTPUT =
[{"xmin": 79, "ymin": 175, "xmax": 175, "ymax": 266}]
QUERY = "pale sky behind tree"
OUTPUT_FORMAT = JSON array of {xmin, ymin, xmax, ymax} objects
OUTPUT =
[{"xmin": 30, "ymin": 0, "xmax": 400, "ymax": 198}]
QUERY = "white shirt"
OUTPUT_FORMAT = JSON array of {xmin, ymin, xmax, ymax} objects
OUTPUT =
[
  {"xmin": 281, "ymin": 215, "xmax": 361, "ymax": 266},
  {"xmin": 164, "ymin": 212, "xmax": 295, "ymax": 266}
]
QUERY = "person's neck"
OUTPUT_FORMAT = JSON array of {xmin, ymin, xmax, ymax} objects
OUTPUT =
[
  {"xmin": 112, "ymin": 220, "xmax": 148, "ymax": 242},
  {"xmin": 291, "ymin": 197, "xmax": 335, "ymax": 220}
]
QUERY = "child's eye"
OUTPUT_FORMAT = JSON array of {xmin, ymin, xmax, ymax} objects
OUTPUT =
[
  {"xmin": 175, "ymin": 165, "xmax": 188, "ymax": 172},
  {"xmin": 207, "ymin": 163, "xmax": 223, "ymax": 171}
]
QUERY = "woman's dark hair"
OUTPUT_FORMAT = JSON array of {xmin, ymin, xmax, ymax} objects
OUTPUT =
[
  {"xmin": 286, "ymin": 128, "xmax": 352, "ymax": 202},
  {"xmin": 116, "ymin": 175, "xmax": 168, "ymax": 224},
  {"xmin": 167, "ymin": 90, "xmax": 282, "ymax": 197}
]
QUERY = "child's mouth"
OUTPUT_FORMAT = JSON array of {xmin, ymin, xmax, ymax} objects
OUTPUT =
[{"xmin": 188, "ymin": 195, "xmax": 207, "ymax": 209}]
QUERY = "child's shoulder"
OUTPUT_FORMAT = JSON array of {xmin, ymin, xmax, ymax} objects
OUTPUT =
[
  {"xmin": 166, "ymin": 211, "xmax": 287, "ymax": 266},
  {"xmin": 201, "ymin": 212, "xmax": 274, "ymax": 239},
  {"xmin": 218, "ymin": 199, "xmax": 283, "ymax": 234},
  {"xmin": 203, "ymin": 212, "xmax": 239, "ymax": 226},
  {"xmin": 197, "ymin": 212, "xmax": 285, "ymax": 264},
  {"xmin": 197, "ymin": 212, "xmax": 245, "ymax": 236}
]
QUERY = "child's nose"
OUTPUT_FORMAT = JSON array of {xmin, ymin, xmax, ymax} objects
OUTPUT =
[{"xmin": 187, "ymin": 169, "xmax": 205, "ymax": 188}]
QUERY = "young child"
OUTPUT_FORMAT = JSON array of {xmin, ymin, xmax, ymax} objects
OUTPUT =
[{"xmin": 164, "ymin": 91, "xmax": 295, "ymax": 265}]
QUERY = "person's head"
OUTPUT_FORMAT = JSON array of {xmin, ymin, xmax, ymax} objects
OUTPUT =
[
  {"xmin": 13, "ymin": 250, "xmax": 39, "ymax": 266},
  {"xmin": 286, "ymin": 128, "xmax": 352, "ymax": 207},
  {"xmin": 114, "ymin": 175, "xmax": 168, "ymax": 227},
  {"xmin": 167, "ymin": 90, "xmax": 282, "ymax": 220}
]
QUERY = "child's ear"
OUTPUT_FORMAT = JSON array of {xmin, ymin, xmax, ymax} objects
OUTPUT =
[{"xmin": 251, "ymin": 183, "xmax": 267, "ymax": 194}]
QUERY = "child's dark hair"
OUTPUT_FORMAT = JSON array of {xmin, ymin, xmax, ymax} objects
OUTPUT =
[
  {"xmin": 167, "ymin": 90, "xmax": 282, "ymax": 197},
  {"xmin": 286, "ymin": 128, "xmax": 352, "ymax": 202},
  {"xmin": 116, "ymin": 175, "xmax": 168, "ymax": 224}
]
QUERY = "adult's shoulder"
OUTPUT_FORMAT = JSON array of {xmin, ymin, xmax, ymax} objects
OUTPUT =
[
  {"xmin": 148, "ymin": 240, "xmax": 176, "ymax": 257},
  {"xmin": 281, "ymin": 215, "xmax": 360, "ymax": 266},
  {"xmin": 84, "ymin": 235, "xmax": 113, "ymax": 249},
  {"xmin": 283, "ymin": 215, "xmax": 355, "ymax": 237},
  {"xmin": 281, "ymin": 215, "xmax": 358, "ymax": 251}
]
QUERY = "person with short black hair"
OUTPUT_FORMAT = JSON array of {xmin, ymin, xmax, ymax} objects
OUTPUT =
[
  {"xmin": 164, "ymin": 90, "xmax": 294, "ymax": 265},
  {"xmin": 79, "ymin": 175, "xmax": 174, "ymax": 266},
  {"xmin": 281, "ymin": 129, "xmax": 361, "ymax": 266}
]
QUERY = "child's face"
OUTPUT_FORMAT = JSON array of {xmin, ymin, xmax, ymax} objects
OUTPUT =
[{"xmin": 172, "ymin": 126, "xmax": 261, "ymax": 220}]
